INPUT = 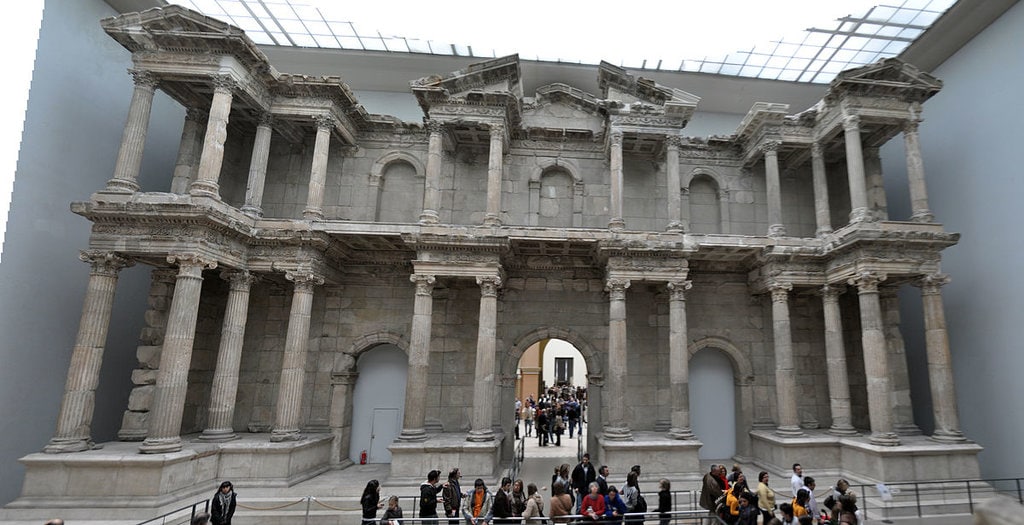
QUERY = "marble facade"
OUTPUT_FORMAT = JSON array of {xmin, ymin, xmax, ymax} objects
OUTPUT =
[{"xmin": 13, "ymin": 4, "xmax": 981, "ymax": 510}]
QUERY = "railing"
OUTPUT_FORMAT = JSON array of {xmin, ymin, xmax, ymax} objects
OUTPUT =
[
  {"xmin": 841, "ymin": 477, "xmax": 1024, "ymax": 521},
  {"xmin": 136, "ymin": 499, "xmax": 208, "ymax": 525},
  {"xmin": 509, "ymin": 434, "xmax": 526, "ymax": 481}
]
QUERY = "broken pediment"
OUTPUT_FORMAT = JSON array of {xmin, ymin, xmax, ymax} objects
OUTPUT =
[
  {"xmin": 411, "ymin": 54, "xmax": 524, "ymax": 124},
  {"xmin": 826, "ymin": 57, "xmax": 942, "ymax": 103},
  {"xmin": 597, "ymin": 62, "xmax": 700, "ymax": 124},
  {"xmin": 521, "ymin": 84, "xmax": 606, "ymax": 139}
]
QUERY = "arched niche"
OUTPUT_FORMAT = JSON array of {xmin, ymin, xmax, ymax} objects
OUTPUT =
[
  {"xmin": 684, "ymin": 168, "xmax": 731, "ymax": 234},
  {"xmin": 370, "ymin": 152, "xmax": 425, "ymax": 223},
  {"xmin": 688, "ymin": 336, "xmax": 755, "ymax": 459},
  {"xmin": 529, "ymin": 159, "xmax": 583, "ymax": 227}
]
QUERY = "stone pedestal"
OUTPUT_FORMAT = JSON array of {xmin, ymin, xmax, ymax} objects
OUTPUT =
[
  {"xmin": 597, "ymin": 432, "xmax": 702, "ymax": 476},
  {"xmin": 388, "ymin": 432, "xmax": 504, "ymax": 482}
]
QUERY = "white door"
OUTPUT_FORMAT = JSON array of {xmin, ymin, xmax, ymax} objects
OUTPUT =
[
  {"xmin": 369, "ymin": 408, "xmax": 400, "ymax": 463},
  {"xmin": 690, "ymin": 348, "xmax": 737, "ymax": 460}
]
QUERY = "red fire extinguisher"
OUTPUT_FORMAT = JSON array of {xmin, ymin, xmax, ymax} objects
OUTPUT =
[{"xmin": 360, "ymin": 450, "xmax": 368, "ymax": 465}]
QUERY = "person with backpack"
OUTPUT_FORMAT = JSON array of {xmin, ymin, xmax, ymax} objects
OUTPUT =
[{"xmin": 419, "ymin": 469, "xmax": 444, "ymax": 520}]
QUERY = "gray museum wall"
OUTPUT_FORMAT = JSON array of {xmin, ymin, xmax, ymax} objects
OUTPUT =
[
  {"xmin": 0, "ymin": 0, "xmax": 183, "ymax": 504},
  {"xmin": 880, "ymin": 0, "xmax": 1024, "ymax": 480}
]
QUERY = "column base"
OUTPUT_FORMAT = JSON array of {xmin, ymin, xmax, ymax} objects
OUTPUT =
[
  {"xmin": 138, "ymin": 436, "xmax": 183, "ymax": 454},
  {"xmin": 396, "ymin": 428, "xmax": 428, "ymax": 442},
  {"xmin": 43, "ymin": 437, "xmax": 94, "ymax": 454},
  {"xmin": 608, "ymin": 218, "xmax": 625, "ymax": 231},
  {"xmin": 418, "ymin": 211, "xmax": 439, "ymax": 224},
  {"xmin": 930, "ymin": 429, "xmax": 968, "ymax": 443},
  {"xmin": 815, "ymin": 227, "xmax": 833, "ymax": 238},
  {"xmin": 466, "ymin": 429, "xmax": 496, "ymax": 442},
  {"xmin": 775, "ymin": 425, "xmax": 805, "ymax": 437},
  {"xmin": 240, "ymin": 205, "xmax": 263, "ymax": 219},
  {"xmin": 269, "ymin": 429, "xmax": 301, "ymax": 442},
  {"xmin": 827, "ymin": 425, "xmax": 859, "ymax": 436},
  {"xmin": 768, "ymin": 224, "xmax": 787, "ymax": 237},
  {"xmin": 667, "ymin": 427, "xmax": 696, "ymax": 440},
  {"xmin": 302, "ymin": 208, "xmax": 324, "ymax": 221},
  {"xmin": 602, "ymin": 426, "xmax": 633, "ymax": 441},
  {"xmin": 118, "ymin": 428, "xmax": 148, "ymax": 442},
  {"xmin": 188, "ymin": 182, "xmax": 220, "ymax": 199},
  {"xmin": 666, "ymin": 221, "xmax": 684, "ymax": 233},
  {"xmin": 868, "ymin": 431, "xmax": 901, "ymax": 446},
  {"xmin": 894, "ymin": 423, "xmax": 924, "ymax": 436},
  {"xmin": 103, "ymin": 179, "xmax": 139, "ymax": 194},
  {"xmin": 848, "ymin": 207, "xmax": 874, "ymax": 224},
  {"xmin": 482, "ymin": 214, "xmax": 502, "ymax": 227},
  {"xmin": 197, "ymin": 429, "xmax": 239, "ymax": 442},
  {"xmin": 910, "ymin": 210, "xmax": 935, "ymax": 223}
]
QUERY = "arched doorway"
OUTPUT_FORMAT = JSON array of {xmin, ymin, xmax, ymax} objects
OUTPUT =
[
  {"xmin": 690, "ymin": 347, "xmax": 738, "ymax": 460},
  {"xmin": 515, "ymin": 339, "xmax": 589, "ymax": 449},
  {"xmin": 348, "ymin": 344, "xmax": 407, "ymax": 463}
]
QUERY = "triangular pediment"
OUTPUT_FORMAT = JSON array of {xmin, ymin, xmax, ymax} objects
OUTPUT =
[
  {"xmin": 411, "ymin": 54, "xmax": 522, "ymax": 99},
  {"xmin": 597, "ymin": 61, "xmax": 699, "ymax": 124},
  {"xmin": 521, "ymin": 83, "xmax": 606, "ymax": 139},
  {"xmin": 828, "ymin": 57, "xmax": 942, "ymax": 102}
]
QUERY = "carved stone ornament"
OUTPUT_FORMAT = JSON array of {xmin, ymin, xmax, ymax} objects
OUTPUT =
[
  {"xmin": 489, "ymin": 122, "xmax": 505, "ymax": 135},
  {"xmin": 210, "ymin": 74, "xmax": 237, "ymax": 94},
  {"xmin": 811, "ymin": 142, "xmax": 824, "ymax": 158},
  {"xmin": 184, "ymin": 107, "xmax": 208, "ymax": 124},
  {"xmin": 167, "ymin": 253, "xmax": 217, "ymax": 270},
  {"xmin": 80, "ymin": 250, "xmax": 134, "ymax": 276},
  {"xmin": 285, "ymin": 269, "xmax": 325, "ymax": 289},
  {"xmin": 760, "ymin": 140, "xmax": 781, "ymax": 154},
  {"xmin": 257, "ymin": 111, "xmax": 275, "ymax": 127},
  {"xmin": 609, "ymin": 130, "xmax": 624, "ymax": 147},
  {"xmin": 314, "ymin": 114, "xmax": 335, "ymax": 131},
  {"xmin": 410, "ymin": 274, "xmax": 436, "ymax": 296},
  {"xmin": 842, "ymin": 114, "xmax": 861, "ymax": 132},
  {"xmin": 902, "ymin": 119, "xmax": 920, "ymax": 135},
  {"xmin": 499, "ymin": 375, "xmax": 516, "ymax": 388},
  {"xmin": 821, "ymin": 283, "xmax": 845, "ymax": 301},
  {"xmin": 915, "ymin": 272, "xmax": 950, "ymax": 295},
  {"xmin": 667, "ymin": 280, "xmax": 692, "ymax": 301},
  {"xmin": 768, "ymin": 280, "xmax": 793, "ymax": 302},
  {"xmin": 605, "ymin": 278, "xmax": 631, "ymax": 300},
  {"xmin": 476, "ymin": 275, "xmax": 502, "ymax": 297},
  {"xmin": 665, "ymin": 135, "xmax": 682, "ymax": 149},
  {"xmin": 426, "ymin": 120, "xmax": 445, "ymax": 134},
  {"xmin": 128, "ymin": 68, "xmax": 158, "ymax": 89},
  {"xmin": 848, "ymin": 271, "xmax": 886, "ymax": 292},
  {"xmin": 221, "ymin": 269, "xmax": 257, "ymax": 289}
]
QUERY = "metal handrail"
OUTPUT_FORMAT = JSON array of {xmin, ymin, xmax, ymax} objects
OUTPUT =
[
  {"xmin": 136, "ymin": 499, "xmax": 209, "ymax": 525},
  {"xmin": 831, "ymin": 477, "xmax": 1024, "ymax": 521}
]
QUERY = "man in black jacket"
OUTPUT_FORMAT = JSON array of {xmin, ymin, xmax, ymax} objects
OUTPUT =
[
  {"xmin": 571, "ymin": 453, "xmax": 597, "ymax": 513},
  {"xmin": 492, "ymin": 477, "xmax": 514, "ymax": 524},
  {"xmin": 419, "ymin": 469, "xmax": 443, "ymax": 520}
]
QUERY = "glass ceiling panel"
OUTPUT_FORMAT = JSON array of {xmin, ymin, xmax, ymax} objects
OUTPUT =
[{"xmin": 167, "ymin": 0, "xmax": 956, "ymax": 84}]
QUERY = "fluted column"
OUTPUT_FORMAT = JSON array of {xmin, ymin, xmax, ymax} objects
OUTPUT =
[
  {"xmin": 241, "ymin": 113, "xmax": 274, "ymax": 218},
  {"xmin": 679, "ymin": 188, "xmax": 691, "ymax": 232},
  {"xmin": 903, "ymin": 119, "xmax": 935, "ymax": 222},
  {"xmin": 821, "ymin": 285, "xmax": 856, "ymax": 435},
  {"xmin": 170, "ymin": 109, "xmax": 206, "ymax": 194},
  {"xmin": 45, "ymin": 252, "xmax": 133, "ymax": 453},
  {"xmin": 483, "ymin": 124, "xmax": 504, "ymax": 226},
  {"xmin": 769, "ymin": 281, "xmax": 802, "ymax": 436},
  {"xmin": 718, "ymin": 189, "xmax": 732, "ymax": 234},
  {"xmin": 842, "ymin": 115, "xmax": 871, "ymax": 224},
  {"xmin": 849, "ymin": 271, "xmax": 899, "ymax": 446},
  {"xmin": 303, "ymin": 115, "xmax": 334, "ymax": 220},
  {"xmin": 419, "ymin": 121, "xmax": 444, "ymax": 224},
  {"xmin": 106, "ymin": 69, "xmax": 157, "ymax": 193},
  {"xmin": 881, "ymin": 287, "xmax": 920, "ymax": 435},
  {"xmin": 398, "ymin": 274, "xmax": 435, "ymax": 441},
  {"xmin": 270, "ymin": 270, "xmax": 324, "ymax": 442},
  {"xmin": 190, "ymin": 75, "xmax": 235, "ymax": 198},
  {"xmin": 140, "ymin": 254, "xmax": 216, "ymax": 454},
  {"xmin": 811, "ymin": 143, "xmax": 833, "ymax": 237},
  {"xmin": 468, "ymin": 276, "xmax": 501, "ymax": 441},
  {"xmin": 763, "ymin": 140, "xmax": 785, "ymax": 237},
  {"xmin": 915, "ymin": 274, "xmax": 966, "ymax": 442},
  {"xmin": 666, "ymin": 137, "xmax": 683, "ymax": 232},
  {"xmin": 329, "ymin": 367, "xmax": 358, "ymax": 466},
  {"xmin": 667, "ymin": 280, "xmax": 694, "ymax": 439},
  {"xmin": 603, "ymin": 278, "xmax": 632, "ymax": 439},
  {"xmin": 608, "ymin": 130, "xmax": 625, "ymax": 231},
  {"xmin": 200, "ymin": 270, "xmax": 256, "ymax": 441},
  {"xmin": 864, "ymin": 147, "xmax": 889, "ymax": 220}
]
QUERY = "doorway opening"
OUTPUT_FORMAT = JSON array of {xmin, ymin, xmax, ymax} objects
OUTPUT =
[
  {"xmin": 348, "ymin": 344, "xmax": 407, "ymax": 463},
  {"xmin": 515, "ymin": 338, "xmax": 588, "ymax": 459},
  {"xmin": 690, "ymin": 347, "xmax": 737, "ymax": 460}
]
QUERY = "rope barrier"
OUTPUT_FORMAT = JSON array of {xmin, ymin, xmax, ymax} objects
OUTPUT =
[
  {"xmin": 236, "ymin": 498, "xmax": 307, "ymax": 511},
  {"xmin": 310, "ymin": 497, "xmax": 361, "ymax": 512}
]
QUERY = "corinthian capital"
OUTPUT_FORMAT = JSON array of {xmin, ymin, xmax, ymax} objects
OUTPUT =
[
  {"xmin": 821, "ymin": 283, "xmax": 845, "ymax": 301},
  {"xmin": 665, "ymin": 135, "xmax": 682, "ymax": 149},
  {"xmin": 914, "ymin": 273, "xmax": 950, "ymax": 295},
  {"xmin": 128, "ymin": 68, "xmax": 158, "ymax": 89},
  {"xmin": 902, "ymin": 119, "xmax": 920, "ymax": 135},
  {"xmin": 167, "ymin": 253, "xmax": 217, "ymax": 270},
  {"xmin": 760, "ymin": 140, "xmax": 781, "ymax": 154},
  {"xmin": 285, "ymin": 269, "xmax": 325, "ymax": 290},
  {"xmin": 848, "ymin": 271, "xmax": 886, "ymax": 293},
  {"xmin": 767, "ymin": 280, "xmax": 792, "ymax": 302},
  {"xmin": 476, "ymin": 275, "xmax": 502, "ymax": 297},
  {"xmin": 80, "ymin": 250, "xmax": 134, "ymax": 276},
  {"xmin": 210, "ymin": 74, "xmax": 237, "ymax": 94},
  {"xmin": 410, "ymin": 274, "xmax": 436, "ymax": 296},
  {"xmin": 605, "ymin": 278, "xmax": 630, "ymax": 300},
  {"xmin": 489, "ymin": 122, "xmax": 505, "ymax": 136},
  {"xmin": 426, "ymin": 120, "xmax": 445, "ymax": 134},
  {"xmin": 666, "ymin": 280, "xmax": 692, "ymax": 301},
  {"xmin": 314, "ymin": 114, "xmax": 335, "ymax": 131},
  {"xmin": 221, "ymin": 269, "xmax": 257, "ymax": 290},
  {"xmin": 842, "ymin": 114, "xmax": 861, "ymax": 132},
  {"xmin": 609, "ymin": 130, "xmax": 624, "ymax": 147}
]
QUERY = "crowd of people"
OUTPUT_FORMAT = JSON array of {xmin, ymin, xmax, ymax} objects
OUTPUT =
[
  {"xmin": 516, "ymin": 387, "xmax": 587, "ymax": 445},
  {"xmin": 361, "ymin": 458, "xmax": 672, "ymax": 524},
  {"xmin": 698, "ymin": 462, "xmax": 865, "ymax": 525}
]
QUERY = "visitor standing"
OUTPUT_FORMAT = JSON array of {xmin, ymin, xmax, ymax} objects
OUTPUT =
[
  {"xmin": 571, "ymin": 453, "xmax": 596, "ymax": 513},
  {"xmin": 443, "ymin": 468, "xmax": 463, "ymax": 525},
  {"xmin": 420, "ymin": 469, "xmax": 444, "ymax": 520},
  {"xmin": 381, "ymin": 495, "xmax": 403, "ymax": 525},
  {"xmin": 361, "ymin": 479, "xmax": 383, "ymax": 525},
  {"xmin": 657, "ymin": 479, "xmax": 672, "ymax": 525},
  {"xmin": 756, "ymin": 471, "xmax": 776, "ymax": 524},
  {"xmin": 462, "ymin": 478, "xmax": 494, "ymax": 525},
  {"xmin": 210, "ymin": 481, "xmax": 236, "ymax": 525}
]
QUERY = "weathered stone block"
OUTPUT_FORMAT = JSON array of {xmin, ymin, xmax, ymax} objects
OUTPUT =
[
  {"xmin": 127, "ymin": 385, "xmax": 155, "ymax": 411},
  {"xmin": 136, "ymin": 346, "xmax": 162, "ymax": 369}
]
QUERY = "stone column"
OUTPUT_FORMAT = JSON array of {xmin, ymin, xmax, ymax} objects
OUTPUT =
[
  {"xmin": 821, "ymin": 285, "xmax": 856, "ymax": 435},
  {"xmin": 483, "ymin": 124, "xmax": 504, "ymax": 226},
  {"xmin": 270, "ymin": 270, "xmax": 324, "ymax": 441},
  {"xmin": 763, "ymin": 140, "xmax": 786, "ymax": 237},
  {"xmin": 608, "ymin": 130, "xmax": 625, "ymax": 231},
  {"xmin": 665, "ymin": 137, "xmax": 683, "ymax": 232},
  {"xmin": 667, "ymin": 280, "xmax": 695, "ymax": 439},
  {"xmin": 842, "ymin": 115, "xmax": 871, "ymax": 224},
  {"xmin": 398, "ymin": 274, "xmax": 435, "ymax": 441},
  {"xmin": 303, "ymin": 115, "xmax": 334, "ymax": 220},
  {"xmin": 468, "ymin": 275, "xmax": 501, "ymax": 441},
  {"xmin": 864, "ymin": 147, "xmax": 889, "ymax": 220},
  {"xmin": 45, "ymin": 252, "xmax": 133, "ymax": 453},
  {"xmin": 903, "ymin": 119, "xmax": 935, "ymax": 222},
  {"xmin": 199, "ymin": 270, "xmax": 256, "ymax": 441},
  {"xmin": 718, "ymin": 189, "xmax": 732, "ymax": 234},
  {"xmin": 106, "ymin": 69, "xmax": 157, "ymax": 193},
  {"xmin": 140, "ymin": 254, "xmax": 216, "ymax": 454},
  {"xmin": 241, "ymin": 113, "xmax": 274, "ymax": 218},
  {"xmin": 769, "ymin": 281, "xmax": 802, "ymax": 436},
  {"xmin": 811, "ymin": 143, "xmax": 833, "ymax": 236},
  {"xmin": 329, "ymin": 357, "xmax": 357, "ymax": 466},
  {"xmin": 170, "ymin": 109, "xmax": 206, "ymax": 194},
  {"xmin": 848, "ymin": 271, "xmax": 899, "ymax": 446},
  {"xmin": 603, "ymin": 278, "xmax": 632, "ymax": 439},
  {"xmin": 881, "ymin": 287, "xmax": 920, "ymax": 435},
  {"xmin": 679, "ymin": 188, "xmax": 691, "ymax": 232},
  {"xmin": 190, "ymin": 75, "xmax": 235, "ymax": 198},
  {"xmin": 915, "ymin": 273, "xmax": 966, "ymax": 442},
  {"xmin": 419, "ymin": 121, "xmax": 444, "ymax": 224}
]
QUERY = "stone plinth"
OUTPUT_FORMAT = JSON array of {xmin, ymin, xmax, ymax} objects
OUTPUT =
[
  {"xmin": 10, "ymin": 434, "xmax": 332, "ymax": 517},
  {"xmin": 596, "ymin": 432, "xmax": 702, "ymax": 476},
  {"xmin": 387, "ymin": 432, "xmax": 504, "ymax": 482}
]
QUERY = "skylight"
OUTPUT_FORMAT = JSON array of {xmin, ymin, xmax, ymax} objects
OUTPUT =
[{"xmin": 167, "ymin": 0, "xmax": 955, "ymax": 84}]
